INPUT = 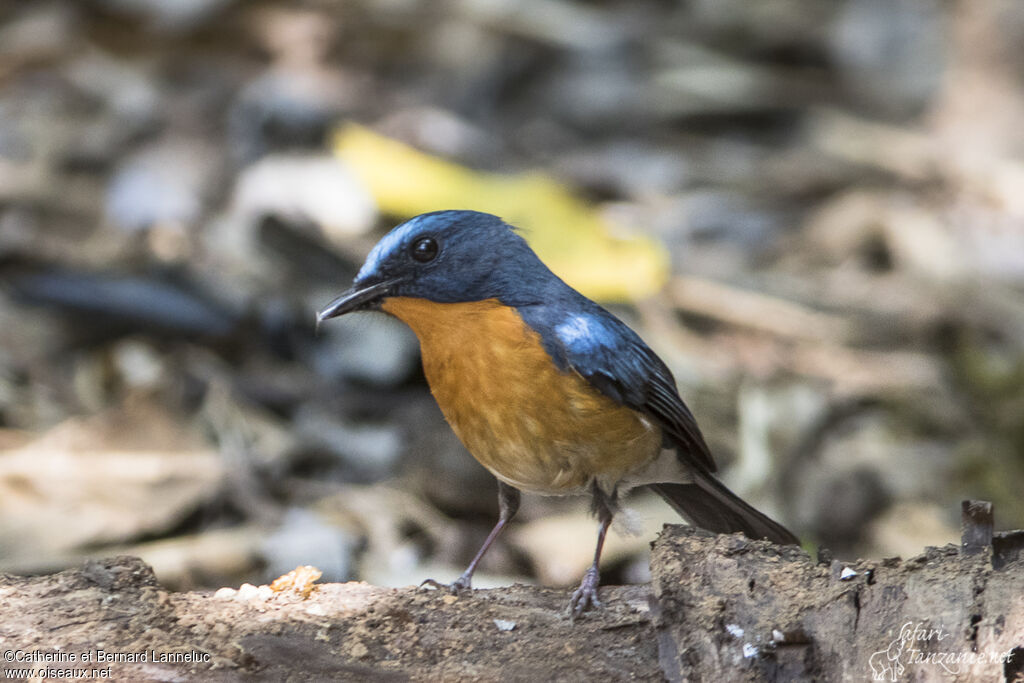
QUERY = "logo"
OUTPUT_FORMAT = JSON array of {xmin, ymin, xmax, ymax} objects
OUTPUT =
[{"xmin": 869, "ymin": 621, "xmax": 1014, "ymax": 681}]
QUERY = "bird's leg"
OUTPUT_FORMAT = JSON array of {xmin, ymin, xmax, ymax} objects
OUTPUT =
[
  {"xmin": 569, "ymin": 483, "xmax": 617, "ymax": 618},
  {"xmin": 422, "ymin": 481, "xmax": 520, "ymax": 593}
]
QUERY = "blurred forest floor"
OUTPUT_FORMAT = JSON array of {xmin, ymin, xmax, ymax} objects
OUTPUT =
[{"xmin": 1, "ymin": 0, "xmax": 1024, "ymax": 594}]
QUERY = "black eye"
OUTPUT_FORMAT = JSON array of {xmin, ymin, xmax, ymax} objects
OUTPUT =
[{"xmin": 411, "ymin": 236, "xmax": 439, "ymax": 262}]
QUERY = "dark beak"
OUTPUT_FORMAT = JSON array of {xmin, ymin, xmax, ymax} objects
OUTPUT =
[{"xmin": 317, "ymin": 278, "xmax": 400, "ymax": 323}]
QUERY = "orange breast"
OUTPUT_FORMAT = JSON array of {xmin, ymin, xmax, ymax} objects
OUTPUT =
[{"xmin": 381, "ymin": 297, "xmax": 662, "ymax": 494}]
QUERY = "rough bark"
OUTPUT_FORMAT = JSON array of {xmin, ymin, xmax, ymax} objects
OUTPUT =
[
  {"xmin": 1, "ymin": 521, "xmax": 1022, "ymax": 682},
  {"xmin": 651, "ymin": 527, "xmax": 1023, "ymax": 682}
]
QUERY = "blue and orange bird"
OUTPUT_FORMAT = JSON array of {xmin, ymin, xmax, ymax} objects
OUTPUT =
[{"xmin": 318, "ymin": 210, "xmax": 798, "ymax": 616}]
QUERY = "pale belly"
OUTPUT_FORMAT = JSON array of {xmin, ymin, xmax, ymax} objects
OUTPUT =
[{"xmin": 382, "ymin": 297, "xmax": 664, "ymax": 494}]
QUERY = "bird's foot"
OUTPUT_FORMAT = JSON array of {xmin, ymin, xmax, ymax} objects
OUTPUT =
[
  {"xmin": 420, "ymin": 572, "xmax": 472, "ymax": 593},
  {"xmin": 568, "ymin": 566, "xmax": 602, "ymax": 619}
]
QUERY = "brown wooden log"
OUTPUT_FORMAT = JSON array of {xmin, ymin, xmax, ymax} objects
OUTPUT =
[{"xmin": 1, "ymin": 504, "xmax": 1022, "ymax": 681}]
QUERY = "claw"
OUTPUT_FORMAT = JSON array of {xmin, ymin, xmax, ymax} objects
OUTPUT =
[
  {"xmin": 420, "ymin": 574, "xmax": 472, "ymax": 593},
  {"xmin": 568, "ymin": 566, "xmax": 602, "ymax": 619}
]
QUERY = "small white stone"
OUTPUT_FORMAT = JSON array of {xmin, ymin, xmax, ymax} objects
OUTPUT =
[
  {"xmin": 236, "ymin": 583, "xmax": 260, "ymax": 600},
  {"xmin": 213, "ymin": 587, "xmax": 237, "ymax": 600},
  {"xmin": 493, "ymin": 619, "xmax": 517, "ymax": 632},
  {"xmin": 725, "ymin": 623, "xmax": 744, "ymax": 638},
  {"xmin": 772, "ymin": 629, "xmax": 785, "ymax": 643},
  {"xmin": 840, "ymin": 566, "xmax": 858, "ymax": 580},
  {"xmin": 743, "ymin": 643, "xmax": 759, "ymax": 659}
]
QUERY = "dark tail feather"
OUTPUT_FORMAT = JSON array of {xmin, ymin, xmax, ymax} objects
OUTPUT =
[{"xmin": 649, "ymin": 475, "xmax": 799, "ymax": 546}]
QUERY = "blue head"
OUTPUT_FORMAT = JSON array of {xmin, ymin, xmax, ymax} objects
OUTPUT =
[{"xmin": 318, "ymin": 210, "xmax": 559, "ymax": 320}]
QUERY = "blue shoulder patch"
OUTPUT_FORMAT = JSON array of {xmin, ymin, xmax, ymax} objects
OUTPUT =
[
  {"xmin": 554, "ymin": 313, "xmax": 621, "ymax": 354},
  {"xmin": 520, "ymin": 297, "xmax": 717, "ymax": 474}
]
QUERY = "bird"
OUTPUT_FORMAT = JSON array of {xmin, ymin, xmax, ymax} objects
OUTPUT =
[{"xmin": 317, "ymin": 210, "xmax": 799, "ymax": 617}]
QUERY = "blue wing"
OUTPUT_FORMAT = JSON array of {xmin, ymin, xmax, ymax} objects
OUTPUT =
[{"xmin": 533, "ymin": 305, "xmax": 717, "ymax": 475}]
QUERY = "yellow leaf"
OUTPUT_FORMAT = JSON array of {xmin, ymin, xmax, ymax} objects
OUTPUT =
[{"xmin": 332, "ymin": 124, "xmax": 668, "ymax": 302}]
